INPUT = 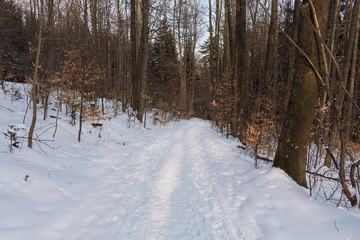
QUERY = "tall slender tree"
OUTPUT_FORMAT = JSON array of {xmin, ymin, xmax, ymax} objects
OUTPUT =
[
  {"xmin": 235, "ymin": 0, "xmax": 248, "ymax": 142},
  {"xmin": 28, "ymin": 0, "xmax": 44, "ymax": 148}
]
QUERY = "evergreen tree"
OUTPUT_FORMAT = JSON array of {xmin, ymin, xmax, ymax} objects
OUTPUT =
[{"xmin": 148, "ymin": 17, "xmax": 179, "ymax": 109}]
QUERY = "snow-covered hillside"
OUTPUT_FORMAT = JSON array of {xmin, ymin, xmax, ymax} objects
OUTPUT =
[{"xmin": 1, "ymin": 82, "xmax": 360, "ymax": 240}]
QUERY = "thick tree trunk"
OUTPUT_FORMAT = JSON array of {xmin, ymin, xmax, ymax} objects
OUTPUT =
[
  {"xmin": 274, "ymin": 0, "xmax": 330, "ymax": 188},
  {"xmin": 136, "ymin": 0, "xmax": 150, "ymax": 122}
]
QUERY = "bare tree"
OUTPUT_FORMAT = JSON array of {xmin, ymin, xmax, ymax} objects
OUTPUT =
[{"xmin": 28, "ymin": 0, "xmax": 44, "ymax": 148}]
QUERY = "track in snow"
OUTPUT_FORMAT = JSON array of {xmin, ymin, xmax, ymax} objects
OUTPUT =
[
  {"xmin": 2, "ymin": 117, "xmax": 360, "ymax": 240},
  {"xmin": 116, "ymin": 120, "xmax": 242, "ymax": 239},
  {"xmin": 28, "ymin": 119, "xmax": 243, "ymax": 240}
]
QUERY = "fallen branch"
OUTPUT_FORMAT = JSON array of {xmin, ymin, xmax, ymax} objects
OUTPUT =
[
  {"xmin": 0, "ymin": 106, "xmax": 14, "ymax": 112},
  {"xmin": 255, "ymin": 155, "xmax": 273, "ymax": 162}
]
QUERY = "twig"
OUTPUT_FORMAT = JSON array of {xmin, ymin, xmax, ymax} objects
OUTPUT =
[
  {"xmin": 34, "ymin": 122, "xmax": 55, "ymax": 132},
  {"xmin": 0, "ymin": 106, "xmax": 15, "ymax": 112},
  {"xmin": 17, "ymin": 136, "xmax": 54, "ymax": 142},
  {"xmin": 334, "ymin": 221, "xmax": 340, "ymax": 232},
  {"xmin": 350, "ymin": 159, "xmax": 360, "ymax": 189},
  {"xmin": 37, "ymin": 125, "xmax": 56, "ymax": 138},
  {"xmin": 35, "ymin": 137, "xmax": 47, "ymax": 154},
  {"xmin": 316, "ymin": 119, "xmax": 340, "ymax": 170},
  {"xmin": 23, "ymin": 95, "xmax": 30, "ymax": 124},
  {"xmin": 255, "ymin": 155, "xmax": 273, "ymax": 162},
  {"xmin": 306, "ymin": 170, "xmax": 342, "ymax": 182},
  {"xmin": 337, "ymin": 190, "xmax": 343, "ymax": 208}
]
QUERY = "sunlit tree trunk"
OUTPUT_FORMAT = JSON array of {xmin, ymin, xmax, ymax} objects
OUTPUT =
[
  {"xmin": 136, "ymin": 0, "xmax": 149, "ymax": 122},
  {"xmin": 274, "ymin": 0, "xmax": 330, "ymax": 188},
  {"xmin": 130, "ymin": 0, "xmax": 138, "ymax": 111},
  {"xmin": 28, "ymin": 0, "xmax": 44, "ymax": 148}
]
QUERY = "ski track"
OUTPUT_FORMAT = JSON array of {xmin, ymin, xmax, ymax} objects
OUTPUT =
[
  {"xmin": 35, "ymin": 120, "xmax": 244, "ymax": 240},
  {"xmin": 116, "ymin": 120, "xmax": 243, "ymax": 240}
]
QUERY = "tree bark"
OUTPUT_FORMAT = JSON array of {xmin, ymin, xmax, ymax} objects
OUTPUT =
[
  {"xmin": 28, "ymin": 0, "xmax": 44, "ymax": 148},
  {"xmin": 284, "ymin": 0, "xmax": 301, "ymax": 111},
  {"xmin": 178, "ymin": 0, "xmax": 187, "ymax": 111},
  {"xmin": 235, "ymin": 0, "xmax": 248, "ymax": 142},
  {"xmin": 208, "ymin": 0, "xmax": 214, "ymax": 100},
  {"xmin": 136, "ymin": 0, "xmax": 150, "ymax": 122},
  {"xmin": 274, "ymin": 0, "xmax": 330, "ymax": 188},
  {"xmin": 224, "ymin": 0, "xmax": 232, "ymax": 72},
  {"xmin": 323, "ymin": 0, "xmax": 340, "ymax": 167},
  {"xmin": 130, "ymin": 0, "xmax": 138, "ymax": 111},
  {"xmin": 262, "ymin": 0, "xmax": 278, "ymax": 96}
]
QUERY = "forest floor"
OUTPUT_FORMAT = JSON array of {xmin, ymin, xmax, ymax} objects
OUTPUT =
[{"xmin": 1, "ymin": 82, "xmax": 360, "ymax": 240}]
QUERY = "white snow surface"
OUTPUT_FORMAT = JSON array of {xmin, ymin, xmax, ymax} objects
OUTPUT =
[{"xmin": 1, "ymin": 83, "xmax": 360, "ymax": 240}]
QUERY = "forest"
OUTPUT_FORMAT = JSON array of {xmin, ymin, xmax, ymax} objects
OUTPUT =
[{"xmin": 1, "ymin": 0, "xmax": 360, "ymax": 208}]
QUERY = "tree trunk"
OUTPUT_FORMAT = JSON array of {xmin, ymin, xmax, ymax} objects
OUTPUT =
[
  {"xmin": 285, "ymin": 0, "xmax": 301, "ymax": 111},
  {"xmin": 263, "ymin": 0, "xmax": 279, "ymax": 96},
  {"xmin": 28, "ymin": 0, "xmax": 44, "ymax": 148},
  {"xmin": 215, "ymin": 0, "xmax": 222, "ymax": 84},
  {"xmin": 235, "ymin": 0, "xmax": 248, "ymax": 142},
  {"xmin": 274, "ymin": 0, "xmax": 330, "ymax": 188},
  {"xmin": 178, "ymin": 0, "xmax": 187, "ymax": 111},
  {"xmin": 224, "ymin": 0, "xmax": 232, "ymax": 73},
  {"xmin": 90, "ymin": 0, "xmax": 98, "ymax": 50},
  {"xmin": 130, "ymin": 0, "xmax": 138, "ymax": 111},
  {"xmin": 136, "ymin": 0, "xmax": 150, "ymax": 122},
  {"xmin": 188, "ymin": 7, "xmax": 198, "ymax": 116},
  {"xmin": 78, "ymin": 92, "xmax": 84, "ymax": 142},
  {"xmin": 208, "ymin": 0, "xmax": 214, "ymax": 98}
]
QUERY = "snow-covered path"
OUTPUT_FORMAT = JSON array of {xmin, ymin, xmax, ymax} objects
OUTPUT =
[
  {"xmin": 45, "ymin": 120, "xmax": 243, "ymax": 240},
  {"xmin": 1, "ymin": 94, "xmax": 360, "ymax": 240},
  {"xmin": 116, "ymin": 121, "xmax": 239, "ymax": 239}
]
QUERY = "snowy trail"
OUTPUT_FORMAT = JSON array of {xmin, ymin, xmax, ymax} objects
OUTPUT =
[
  {"xmin": 1, "ymin": 98, "xmax": 360, "ymax": 240},
  {"xmin": 5, "ymin": 119, "xmax": 243, "ymax": 240},
  {"xmin": 116, "ymin": 121, "xmax": 242, "ymax": 239}
]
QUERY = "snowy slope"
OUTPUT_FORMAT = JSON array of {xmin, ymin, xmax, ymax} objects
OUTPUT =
[{"xmin": 1, "ymin": 82, "xmax": 360, "ymax": 240}]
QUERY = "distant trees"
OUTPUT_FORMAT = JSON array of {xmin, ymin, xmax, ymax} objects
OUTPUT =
[
  {"xmin": 148, "ymin": 18, "xmax": 179, "ymax": 111},
  {"xmin": 51, "ymin": 44, "xmax": 103, "ymax": 142},
  {"xmin": 0, "ymin": 0, "xmax": 29, "ymax": 82}
]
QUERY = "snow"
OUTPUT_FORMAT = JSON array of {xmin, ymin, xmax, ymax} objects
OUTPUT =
[{"xmin": 1, "ymin": 82, "xmax": 360, "ymax": 240}]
